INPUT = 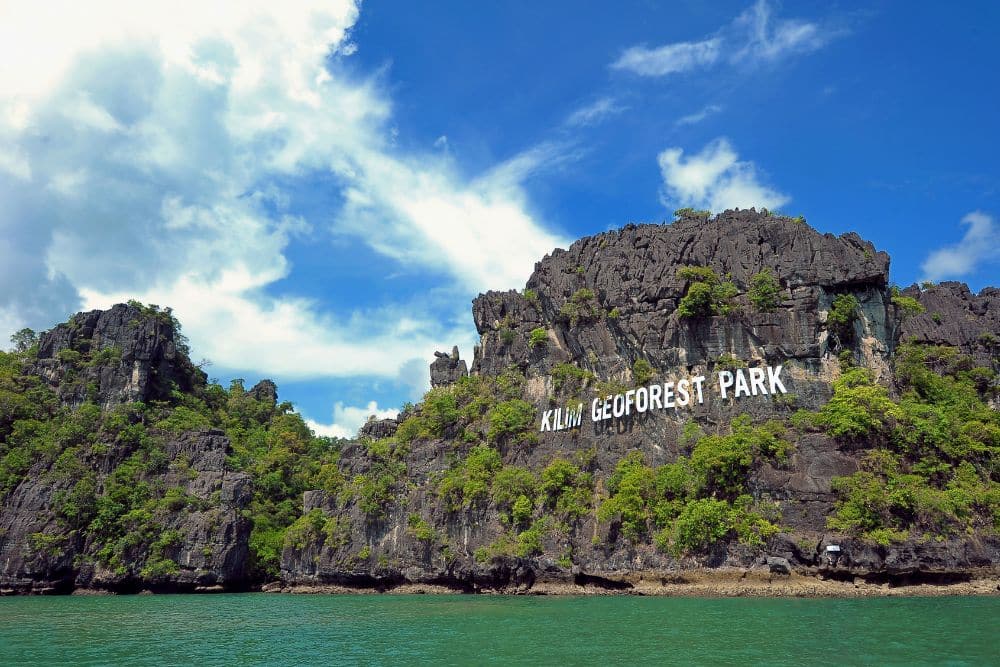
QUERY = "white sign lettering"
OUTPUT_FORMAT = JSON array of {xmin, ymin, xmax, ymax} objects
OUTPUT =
[{"xmin": 540, "ymin": 363, "xmax": 787, "ymax": 431}]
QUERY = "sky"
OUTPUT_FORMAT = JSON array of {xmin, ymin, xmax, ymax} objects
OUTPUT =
[{"xmin": 1, "ymin": 0, "xmax": 998, "ymax": 437}]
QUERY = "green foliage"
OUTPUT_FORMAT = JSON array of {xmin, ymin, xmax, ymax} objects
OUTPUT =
[
  {"xmin": 892, "ymin": 294, "xmax": 925, "ymax": 318},
  {"xmin": 475, "ymin": 517, "xmax": 552, "ymax": 562},
  {"xmin": 815, "ymin": 367, "xmax": 900, "ymax": 438},
  {"xmin": 598, "ymin": 416, "xmax": 786, "ymax": 552},
  {"xmin": 551, "ymin": 362, "xmax": 595, "ymax": 395},
  {"xmin": 632, "ymin": 359, "xmax": 655, "ymax": 385},
  {"xmin": 56, "ymin": 348, "xmax": 82, "ymax": 365},
  {"xmin": 9, "ymin": 328, "xmax": 38, "ymax": 354},
  {"xmin": 155, "ymin": 406, "xmax": 213, "ymax": 433},
  {"xmin": 437, "ymin": 444, "xmax": 502, "ymax": 511},
  {"xmin": 654, "ymin": 496, "xmax": 779, "ymax": 556},
  {"xmin": 350, "ymin": 453, "xmax": 407, "ymax": 520},
  {"xmin": 676, "ymin": 266, "xmax": 737, "ymax": 318},
  {"xmin": 597, "ymin": 451, "xmax": 656, "ymax": 540},
  {"xmin": 87, "ymin": 346, "xmax": 123, "ymax": 367},
  {"xmin": 539, "ymin": 458, "xmax": 592, "ymax": 520},
  {"xmin": 396, "ymin": 387, "xmax": 460, "ymax": 443},
  {"xmin": 828, "ymin": 294, "xmax": 860, "ymax": 342},
  {"xmin": 608, "ymin": 307, "xmax": 621, "ymax": 319},
  {"xmin": 487, "ymin": 399, "xmax": 535, "ymax": 444},
  {"xmin": 528, "ymin": 327, "xmax": 548, "ymax": 348},
  {"xmin": 748, "ymin": 269, "xmax": 782, "ymax": 313},
  {"xmin": 663, "ymin": 498, "xmax": 732, "ymax": 553},
  {"xmin": 715, "ymin": 353, "xmax": 745, "ymax": 371},
  {"xmin": 674, "ymin": 208, "xmax": 711, "ymax": 219},
  {"xmin": 826, "ymin": 343, "xmax": 1000, "ymax": 543},
  {"xmin": 514, "ymin": 517, "xmax": 550, "ymax": 557},
  {"xmin": 406, "ymin": 514, "xmax": 437, "ymax": 542},
  {"xmin": 558, "ymin": 288, "xmax": 600, "ymax": 326},
  {"xmin": 491, "ymin": 466, "xmax": 537, "ymax": 512},
  {"xmin": 522, "ymin": 288, "xmax": 538, "ymax": 303}
]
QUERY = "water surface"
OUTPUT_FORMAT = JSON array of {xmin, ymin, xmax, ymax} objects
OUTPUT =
[{"xmin": 1, "ymin": 594, "xmax": 997, "ymax": 665}]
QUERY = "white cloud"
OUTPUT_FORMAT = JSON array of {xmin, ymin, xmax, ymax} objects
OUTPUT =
[
  {"xmin": 611, "ymin": 38, "xmax": 721, "ymax": 77},
  {"xmin": 675, "ymin": 104, "xmax": 723, "ymax": 127},
  {"xmin": 565, "ymin": 97, "xmax": 626, "ymax": 127},
  {"xmin": 305, "ymin": 400, "xmax": 399, "ymax": 439},
  {"xmin": 921, "ymin": 211, "xmax": 1000, "ymax": 281},
  {"xmin": 657, "ymin": 137, "xmax": 789, "ymax": 213},
  {"xmin": 0, "ymin": 1, "xmax": 566, "ymax": 403},
  {"xmin": 611, "ymin": 1, "xmax": 835, "ymax": 78},
  {"xmin": 732, "ymin": 0, "xmax": 828, "ymax": 64}
]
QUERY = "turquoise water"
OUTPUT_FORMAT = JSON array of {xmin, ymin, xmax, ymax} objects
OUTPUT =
[{"xmin": 0, "ymin": 594, "xmax": 997, "ymax": 665}]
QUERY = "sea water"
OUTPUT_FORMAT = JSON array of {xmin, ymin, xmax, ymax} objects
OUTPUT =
[{"xmin": 0, "ymin": 594, "xmax": 997, "ymax": 665}]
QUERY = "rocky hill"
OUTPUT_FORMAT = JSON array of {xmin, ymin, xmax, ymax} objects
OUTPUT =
[{"xmin": 2, "ymin": 210, "xmax": 998, "ymax": 595}]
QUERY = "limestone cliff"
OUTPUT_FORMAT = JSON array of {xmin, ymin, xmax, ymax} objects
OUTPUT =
[
  {"xmin": 279, "ymin": 210, "xmax": 999, "ymax": 591},
  {"xmin": 2, "ymin": 210, "xmax": 998, "ymax": 595}
]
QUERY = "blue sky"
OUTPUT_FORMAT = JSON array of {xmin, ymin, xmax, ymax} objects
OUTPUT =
[{"xmin": 1, "ymin": 1, "xmax": 998, "ymax": 436}]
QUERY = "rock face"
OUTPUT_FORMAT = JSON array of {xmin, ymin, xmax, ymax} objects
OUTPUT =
[
  {"xmin": 29, "ymin": 303, "xmax": 206, "ymax": 410},
  {"xmin": 278, "ymin": 211, "xmax": 999, "ymax": 591},
  {"xmin": 430, "ymin": 346, "xmax": 468, "ymax": 387},
  {"xmin": 0, "ymin": 305, "xmax": 251, "ymax": 594},
  {"xmin": 899, "ymin": 282, "xmax": 1000, "ymax": 368},
  {"xmin": 471, "ymin": 211, "xmax": 895, "ymax": 422},
  {"xmin": 0, "ymin": 429, "xmax": 251, "ymax": 594},
  {"xmin": 4, "ymin": 211, "xmax": 999, "ymax": 595}
]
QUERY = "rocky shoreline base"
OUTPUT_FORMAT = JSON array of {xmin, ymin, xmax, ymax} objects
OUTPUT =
[{"xmin": 259, "ymin": 569, "xmax": 1000, "ymax": 598}]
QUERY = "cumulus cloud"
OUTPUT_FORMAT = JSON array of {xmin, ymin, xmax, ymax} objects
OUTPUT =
[
  {"xmin": 921, "ymin": 211, "xmax": 1000, "ymax": 281},
  {"xmin": 657, "ymin": 138, "xmax": 789, "ymax": 213},
  {"xmin": 305, "ymin": 400, "xmax": 399, "ymax": 439},
  {"xmin": 610, "ymin": 0, "xmax": 835, "ymax": 78},
  {"xmin": 0, "ymin": 0, "xmax": 566, "ymax": 402}
]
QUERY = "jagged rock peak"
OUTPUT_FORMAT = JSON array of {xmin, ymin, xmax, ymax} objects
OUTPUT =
[
  {"xmin": 247, "ymin": 379, "xmax": 278, "ymax": 405},
  {"xmin": 29, "ymin": 302, "xmax": 206, "ymax": 410},
  {"xmin": 430, "ymin": 345, "xmax": 468, "ymax": 387},
  {"xmin": 470, "ymin": 209, "xmax": 893, "ymax": 382}
]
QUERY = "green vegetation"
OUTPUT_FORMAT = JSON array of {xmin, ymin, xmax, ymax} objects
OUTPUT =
[
  {"xmin": 891, "ymin": 293, "xmax": 926, "ymax": 318},
  {"xmin": 632, "ymin": 359, "xmax": 655, "ymax": 385},
  {"xmin": 676, "ymin": 266, "xmax": 738, "ymax": 318},
  {"xmin": 827, "ymin": 294, "xmax": 860, "ymax": 343},
  {"xmin": 539, "ymin": 457, "xmax": 593, "ymax": 520},
  {"xmin": 438, "ymin": 444, "xmax": 503, "ymax": 511},
  {"xmin": 715, "ymin": 353, "xmax": 746, "ymax": 371},
  {"xmin": 0, "ymin": 333, "xmax": 347, "ymax": 580},
  {"xmin": 598, "ymin": 415, "xmax": 787, "ymax": 553},
  {"xmin": 802, "ymin": 343, "xmax": 1000, "ymax": 544},
  {"xmin": 748, "ymin": 269, "xmax": 782, "ymax": 313},
  {"xmin": 522, "ymin": 288, "xmax": 538, "ymax": 303},
  {"xmin": 406, "ymin": 514, "xmax": 437, "ymax": 543},
  {"xmin": 10, "ymin": 328, "xmax": 38, "ymax": 353},
  {"xmin": 551, "ymin": 362, "xmax": 595, "ymax": 395},
  {"xmin": 528, "ymin": 327, "xmax": 548, "ymax": 348},
  {"xmin": 558, "ymin": 288, "xmax": 600, "ymax": 326},
  {"xmin": 674, "ymin": 208, "xmax": 711, "ymax": 219},
  {"xmin": 487, "ymin": 399, "xmax": 536, "ymax": 444}
]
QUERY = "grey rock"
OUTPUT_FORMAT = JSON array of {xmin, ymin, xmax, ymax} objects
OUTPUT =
[
  {"xmin": 430, "ymin": 346, "xmax": 468, "ymax": 387},
  {"xmin": 30, "ymin": 303, "xmax": 205, "ymax": 410},
  {"xmin": 766, "ymin": 556, "xmax": 792, "ymax": 575},
  {"xmin": 359, "ymin": 417, "xmax": 399, "ymax": 441}
]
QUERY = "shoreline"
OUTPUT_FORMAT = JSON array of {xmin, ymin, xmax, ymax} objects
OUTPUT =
[
  {"xmin": 2, "ymin": 568, "xmax": 992, "ymax": 598},
  {"xmin": 265, "ymin": 569, "xmax": 1000, "ymax": 598}
]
